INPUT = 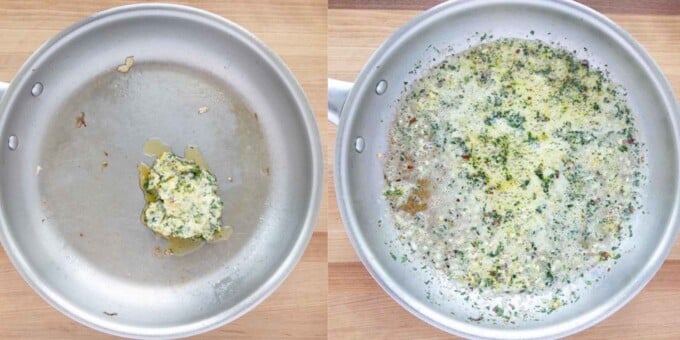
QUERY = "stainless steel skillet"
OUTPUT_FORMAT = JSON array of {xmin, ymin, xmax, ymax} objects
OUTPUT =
[
  {"xmin": 329, "ymin": 0, "xmax": 680, "ymax": 338},
  {"xmin": 0, "ymin": 4, "xmax": 322, "ymax": 338}
]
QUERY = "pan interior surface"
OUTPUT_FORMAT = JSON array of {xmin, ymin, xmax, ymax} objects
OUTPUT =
[
  {"xmin": 337, "ymin": 0, "xmax": 679, "ymax": 338},
  {"xmin": 0, "ymin": 5, "xmax": 319, "ymax": 337}
]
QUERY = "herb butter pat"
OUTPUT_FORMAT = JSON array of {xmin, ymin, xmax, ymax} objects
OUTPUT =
[{"xmin": 142, "ymin": 151, "xmax": 223, "ymax": 241}]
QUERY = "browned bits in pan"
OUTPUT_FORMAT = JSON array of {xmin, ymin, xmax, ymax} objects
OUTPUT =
[
  {"xmin": 76, "ymin": 112, "xmax": 86, "ymax": 128},
  {"xmin": 399, "ymin": 179, "xmax": 430, "ymax": 215},
  {"xmin": 116, "ymin": 56, "xmax": 134, "ymax": 73}
]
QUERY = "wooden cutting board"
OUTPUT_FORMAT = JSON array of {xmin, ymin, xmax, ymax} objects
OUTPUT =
[
  {"xmin": 328, "ymin": 1, "xmax": 680, "ymax": 339},
  {"xmin": 0, "ymin": 1, "xmax": 327, "ymax": 338}
]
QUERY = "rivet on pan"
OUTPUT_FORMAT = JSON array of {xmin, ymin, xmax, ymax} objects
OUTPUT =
[
  {"xmin": 375, "ymin": 80, "xmax": 388, "ymax": 95},
  {"xmin": 354, "ymin": 137, "xmax": 365, "ymax": 153},
  {"xmin": 8, "ymin": 135, "xmax": 18, "ymax": 150},
  {"xmin": 31, "ymin": 82, "xmax": 43, "ymax": 97}
]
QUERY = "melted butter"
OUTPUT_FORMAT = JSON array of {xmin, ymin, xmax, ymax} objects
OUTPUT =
[
  {"xmin": 143, "ymin": 138, "xmax": 171, "ymax": 157},
  {"xmin": 166, "ymin": 226, "xmax": 232, "ymax": 256},
  {"xmin": 166, "ymin": 237, "xmax": 204, "ymax": 255},
  {"xmin": 137, "ymin": 163, "xmax": 156, "ymax": 202},
  {"xmin": 213, "ymin": 225, "xmax": 233, "ymax": 242},
  {"xmin": 184, "ymin": 146, "xmax": 208, "ymax": 169},
  {"xmin": 383, "ymin": 39, "xmax": 645, "ymax": 320}
]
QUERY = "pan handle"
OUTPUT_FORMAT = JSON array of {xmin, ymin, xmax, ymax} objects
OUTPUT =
[
  {"xmin": 328, "ymin": 78, "xmax": 353, "ymax": 125},
  {"xmin": 0, "ymin": 81, "xmax": 7, "ymax": 101}
]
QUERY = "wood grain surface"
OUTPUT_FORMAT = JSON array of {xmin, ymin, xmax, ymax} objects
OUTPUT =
[
  {"xmin": 328, "ymin": 2, "xmax": 680, "ymax": 339},
  {"xmin": 0, "ymin": 0, "xmax": 327, "ymax": 338},
  {"xmin": 329, "ymin": 0, "xmax": 680, "ymax": 15}
]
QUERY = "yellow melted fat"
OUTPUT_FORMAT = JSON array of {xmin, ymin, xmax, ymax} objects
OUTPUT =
[{"xmin": 143, "ymin": 138, "xmax": 171, "ymax": 157}]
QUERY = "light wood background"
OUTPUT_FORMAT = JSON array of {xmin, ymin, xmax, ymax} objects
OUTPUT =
[
  {"xmin": 0, "ymin": 0, "xmax": 327, "ymax": 338},
  {"xmin": 328, "ymin": 0, "xmax": 680, "ymax": 339}
]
